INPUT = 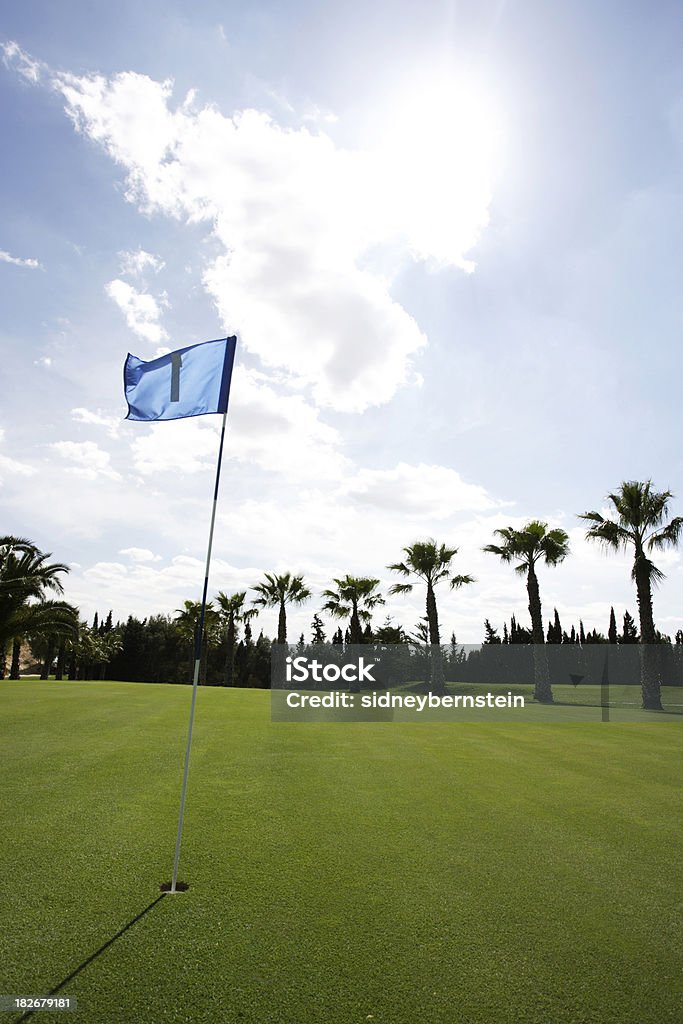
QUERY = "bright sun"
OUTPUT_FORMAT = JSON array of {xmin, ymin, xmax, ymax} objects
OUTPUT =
[{"xmin": 368, "ymin": 69, "xmax": 503, "ymax": 271}]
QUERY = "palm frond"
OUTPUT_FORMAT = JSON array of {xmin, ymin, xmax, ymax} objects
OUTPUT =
[
  {"xmin": 540, "ymin": 528, "xmax": 570, "ymax": 566},
  {"xmin": 581, "ymin": 515, "xmax": 629, "ymax": 551},
  {"xmin": 647, "ymin": 517, "xmax": 683, "ymax": 551},
  {"xmin": 321, "ymin": 588, "xmax": 352, "ymax": 619},
  {"xmin": 251, "ymin": 572, "xmax": 310, "ymax": 609},
  {"xmin": 449, "ymin": 574, "xmax": 475, "ymax": 590},
  {"xmin": 388, "ymin": 583, "xmax": 413, "ymax": 596},
  {"xmin": 631, "ymin": 555, "xmax": 666, "ymax": 588},
  {"xmin": 482, "ymin": 543, "xmax": 512, "ymax": 562},
  {"xmin": 578, "ymin": 511, "xmax": 605, "ymax": 526},
  {"xmin": 387, "ymin": 561, "xmax": 410, "ymax": 576}
]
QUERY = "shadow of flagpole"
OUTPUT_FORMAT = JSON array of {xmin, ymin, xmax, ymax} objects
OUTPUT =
[{"xmin": 13, "ymin": 894, "xmax": 166, "ymax": 1024}]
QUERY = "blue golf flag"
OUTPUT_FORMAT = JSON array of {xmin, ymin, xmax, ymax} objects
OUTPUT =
[{"xmin": 124, "ymin": 336, "xmax": 237, "ymax": 421}]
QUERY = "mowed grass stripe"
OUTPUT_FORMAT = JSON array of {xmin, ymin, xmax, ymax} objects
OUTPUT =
[{"xmin": 1, "ymin": 680, "xmax": 681, "ymax": 1024}]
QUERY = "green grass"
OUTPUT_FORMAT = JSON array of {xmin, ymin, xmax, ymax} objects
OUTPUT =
[{"xmin": 1, "ymin": 680, "xmax": 682, "ymax": 1024}]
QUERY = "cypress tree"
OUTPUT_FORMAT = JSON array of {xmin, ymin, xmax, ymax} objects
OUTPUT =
[
  {"xmin": 509, "ymin": 616, "xmax": 532, "ymax": 644},
  {"xmin": 483, "ymin": 619, "xmax": 501, "ymax": 644},
  {"xmin": 546, "ymin": 609, "xmax": 562, "ymax": 643},
  {"xmin": 449, "ymin": 631, "xmax": 464, "ymax": 663},
  {"xmin": 608, "ymin": 607, "xmax": 618, "ymax": 644},
  {"xmin": 553, "ymin": 609, "xmax": 562, "ymax": 643},
  {"xmin": 621, "ymin": 610, "xmax": 639, "ymax": 644},
  {"xmin": 310, "ymin": 613, "xmax": 326, "ymax": 644}
]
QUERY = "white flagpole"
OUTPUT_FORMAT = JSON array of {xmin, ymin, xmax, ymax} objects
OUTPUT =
[{"xmin": 169, "ymin": 404, "xmax": 229, "ymax": 893}]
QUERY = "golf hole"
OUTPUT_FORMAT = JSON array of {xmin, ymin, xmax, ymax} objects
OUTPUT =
[{"xmin": 160, "ymin": 881, "xmax": 190, "ymax": 892}]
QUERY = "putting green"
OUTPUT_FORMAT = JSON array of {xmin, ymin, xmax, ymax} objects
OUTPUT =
[{"xmin": 1, "ymin": 680, "xmax": 681, "ymax": 1023}]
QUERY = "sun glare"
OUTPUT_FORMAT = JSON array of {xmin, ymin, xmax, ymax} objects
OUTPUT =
[{"xmin": 369, "ymin": 70, "xmax": 503, "ymax": 270}]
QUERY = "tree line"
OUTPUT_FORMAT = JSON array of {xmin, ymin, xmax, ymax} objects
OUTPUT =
[{"xmin": 1, "ymin": 479, "xmax": 681, "ymax": 710}]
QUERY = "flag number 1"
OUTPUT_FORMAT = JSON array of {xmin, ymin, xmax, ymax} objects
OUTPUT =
[{"xmin": 170, "ymin": 352, "xmax": 182, "ymax": 402}]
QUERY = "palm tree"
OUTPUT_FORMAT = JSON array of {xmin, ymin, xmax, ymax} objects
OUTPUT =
[
  {"xmin": 14, "ymin": 600, "xmax": 79, "ymax": 679},
  {"xmin": 580, "ymin": 481, "xmax": 683, "ymax": 710},
  {"xmin": 0, "ymin": 537, "xmax": 73, "ymax": 679},
  {"xmin": 0, "ymin": 536, "xmax": 69, "ymax": 600},
  {"xmin": 483, "ymin": 522, "xmax": 569, "ymax": 703},
  {"xmin": 215, "ymin": 590, "xmax": 258, "ymax": 686},
  {"xmin": 388, "ymin": 540, "xmax": 474, "ymax": 695},
  {"xmin": 252, "ymin": 573, "xmax": 311, "ymax": 645},
  {"xmin": 174, "ymin": 599, "xmax": 220, "ymax": 684},
  {"xmin": 322, "ymin": 576, "xmax": 385, "ymax": 645},
  {"xmin": 408, "ymin": 616, "xmax": 431, "ymax": 686},
  {"xmin": 322, "ymin": 575, "xmax": 385, "ymax": 691}
]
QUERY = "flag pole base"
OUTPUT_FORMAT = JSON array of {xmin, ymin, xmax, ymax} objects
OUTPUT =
[{"xmin": 160, "ymin": 881, "xmax": 190, "ymax": 893}]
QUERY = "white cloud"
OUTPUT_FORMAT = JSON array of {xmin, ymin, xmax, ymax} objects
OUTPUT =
[
  {"xmin": 2, "ymin": 41, "xmax": 42, "ymax": 83},
  {"xmin": 0, "ymin": 428, "xmax": 36, "ymax": 480},
  {"xmin": 71, "ymin": 407, "xmax": 121, "ymax": 438},
  {"xmin": 85, "ymin": 561, "xmax": 128, "ymax": 579},
  {"xmin": 228, "ymin": 367, "xmax": 348, "ymax": 478},
  {"xmin": 118, "ymin": 248, "xmax": 165, "ymax": 276},
  {"xmin": 49, "ymin": 440, "xmax": 121, "ymax": 481},
  {"xmin": 301, "ymin": 103, "xmax": 338, "ymax": 125},
  {"xmin": 75, "ymin": 555, "xmax": 263, "ymax": 620},
  {"xmin": 105, "ymin": 278, "xmax": 168, "ymax": 344},
  {"xmin": 50, "ymin": 68, "xmax": 495, "ymax": 411},
  {"xmin": 342, "ymin": 462, "xmax": 504, "ymax": 518},
  {"xmin": 129, "ymin": 419, "xmax": 222, "ymax": 475},
  {"xmin": 129, "ymin": 365, "xmax": 348, "ymax": 480},
  {"xmin": 203, "ymin": 250, "xmax": 427, "ymax": 413},
  {"xmin": 0, "ymin": 249, "xmax": 41, "ymax": 269},
  {"xmin": 119, "ymin": 546, "xmax": 162, "ymax": 562},
  {"xmin": 0, "ymin": 453, "xmax": 36, "ymax": 479}
]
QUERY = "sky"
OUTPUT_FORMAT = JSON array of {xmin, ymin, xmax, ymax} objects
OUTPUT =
[{"xmin": 2, "ymin": 0, "xmax": 683, "ymax": 644}]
